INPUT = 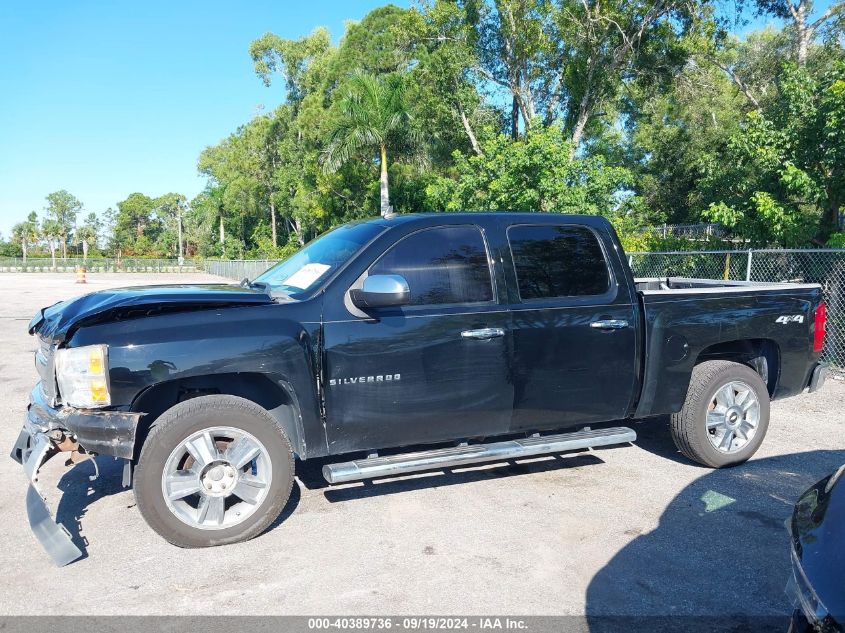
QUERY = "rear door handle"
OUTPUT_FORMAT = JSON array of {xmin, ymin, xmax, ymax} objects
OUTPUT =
[
  {"xmin": 590, "ymin": 319, "xmax": 629, "ymax": 330},
  {"xmin": 461, "ymin": 327, "xmax": 505, "ymax": 340}
]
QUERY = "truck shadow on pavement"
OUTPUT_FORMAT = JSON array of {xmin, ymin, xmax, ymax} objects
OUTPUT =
[
  {"xmin": 626, "ymin": 416, "xmax": 708, "ymax": 465},
  {"xmin": 585, "ymin": 429, "xmax": 845, "ymax": 633},
  {"xmin": 296, "ymin": 419, "xmax": 675, "ymax": 503},
  {"xmin": 43, "ymin": 419, "xmax": 679, "ymax": 558},
  {"xmin": 54, "ymin": 456, "xmax": 126, "ymax": 560}
]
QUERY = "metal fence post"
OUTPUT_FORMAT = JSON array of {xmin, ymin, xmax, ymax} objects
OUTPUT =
[{"xmin": 745, "ymin": 249, "xmax": 753, "ymax": 282}]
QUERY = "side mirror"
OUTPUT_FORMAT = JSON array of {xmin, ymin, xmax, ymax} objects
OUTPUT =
[{"xmin": 350, "ymin": 274, "xmax": 410, "ymax": 309}]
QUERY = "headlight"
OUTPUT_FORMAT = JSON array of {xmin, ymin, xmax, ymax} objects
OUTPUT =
[{"xmin": 55, "ymin": 344, "xmax": 111, "ymax": 408}]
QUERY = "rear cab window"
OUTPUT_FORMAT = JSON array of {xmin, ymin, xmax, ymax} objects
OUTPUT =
[{"xmin": 507, "ymin": 224, "xmax": 611, "ymax": 301}]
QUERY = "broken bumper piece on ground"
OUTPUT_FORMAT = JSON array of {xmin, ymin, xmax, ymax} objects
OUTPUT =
[
  {"xmin": 11, "ymin": 387, "xmax": 143, "ymax": 566},
  {"xmin": 11, "ymin": 427, "xmax": 84, "ymax": 566}
]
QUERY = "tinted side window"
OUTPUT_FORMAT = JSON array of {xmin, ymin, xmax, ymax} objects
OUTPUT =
[
  {"xmin": 371, "ymin": 226, "xmax": 493, "ymax": 306},
  {"xmin": 508, "ymin": 225, "xmax": 610, "ymax": 300}
]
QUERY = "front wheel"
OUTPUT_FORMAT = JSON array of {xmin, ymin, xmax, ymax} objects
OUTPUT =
[
  {"xmin": 134, "ymin": 395, "xmax": 294, "ymax": 548},
  {"xmin": 670, "ymin": 360, "xmax": 770, "ymax": 468}
]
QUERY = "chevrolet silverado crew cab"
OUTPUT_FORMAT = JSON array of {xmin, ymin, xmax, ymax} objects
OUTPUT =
[{"xmin": 12, "ymin": 213, "xmax": 828, "ymax": 565}]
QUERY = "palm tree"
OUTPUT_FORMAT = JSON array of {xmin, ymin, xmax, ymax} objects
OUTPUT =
[
  {"xmin": 76, "ymin": 212, "xmax": 101, "ymax": 263},
  {"xmin": 42, "ymin": 219, "xmax": 61, "ymax": 270},
  {"xmin": 323, "ymin": 72, "xmax": 423, "ymax": 217},
  {"xmin": 12, "ymin": 211, "xmax": 40, "ymax": 264}
]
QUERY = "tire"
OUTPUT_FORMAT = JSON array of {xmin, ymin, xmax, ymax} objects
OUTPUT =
[
  {"xmin": 670, "ymin": 360, "xmax": 770, "ymax": 468},
  {"xmin": 134, "ymin": 394, "xmax": 294, "ymax": 548}
]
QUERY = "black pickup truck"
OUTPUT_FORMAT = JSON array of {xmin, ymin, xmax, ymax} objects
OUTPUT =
[{"xmin": 12, "ymin": 213, "xmax": 828, "ymax": 565}]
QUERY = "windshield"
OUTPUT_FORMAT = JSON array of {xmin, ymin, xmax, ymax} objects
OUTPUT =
[{"xmin": 253, "ymin": 222, "xmax": 385, "ymax": 298}]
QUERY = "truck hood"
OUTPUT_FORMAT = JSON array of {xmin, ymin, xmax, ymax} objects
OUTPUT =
[
  {"xmin": 29, "ymin": 284, "xmax": 276, "ymax": 342},
  {"xmin": 792, "ymin": 464, "xmax": 845, "ymax": 621}
]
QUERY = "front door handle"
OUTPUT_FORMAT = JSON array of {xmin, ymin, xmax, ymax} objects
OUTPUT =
[
  {"xmin": 461, "ymin": 327, "xmax": 505, "ymax": 340},
  {"xmin": 590, "ymin": 319, "xmax": 629, "ymax": 330}
]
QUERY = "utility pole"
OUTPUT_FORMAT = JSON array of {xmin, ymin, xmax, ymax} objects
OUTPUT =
[{"xmin": 177, "ymin": 203, "xmax": 184, "ymax": 266}]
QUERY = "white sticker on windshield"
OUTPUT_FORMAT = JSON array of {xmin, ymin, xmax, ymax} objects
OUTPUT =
[{"xmin": 281, "ymin": 263, "xmax": 331, "ymax": 289}]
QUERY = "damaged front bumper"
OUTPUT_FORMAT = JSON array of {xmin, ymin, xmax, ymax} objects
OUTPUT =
[
  {"xmin": 11, "ymin": 428, "xmax": 84, "ymax": 566},
  {"xmin": 10, "ymin": 384, "xmax": 142, "ymax": 566}
]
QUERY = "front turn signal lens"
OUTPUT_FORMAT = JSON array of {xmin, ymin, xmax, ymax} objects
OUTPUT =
[
  {"xmin": 88, "ymin": 348, "xmax": 104, "ymax": 375},
  {"xmin": 89, "ymin": 380, "xmax": 109, "ymax": 403}
]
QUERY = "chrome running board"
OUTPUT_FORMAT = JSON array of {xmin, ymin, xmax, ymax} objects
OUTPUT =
[{"xmin": 322, "ymin": 426, "xmax": 636, "ymax": 484}]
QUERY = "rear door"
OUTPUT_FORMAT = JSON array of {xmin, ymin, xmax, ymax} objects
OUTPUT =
[
  {"xmin": 322, "ymin": 224, "xmax": 513, "ymax": 454},
  {"xmin": 505, "ymin": 223, "xmax": 638, "ymax": 431}
]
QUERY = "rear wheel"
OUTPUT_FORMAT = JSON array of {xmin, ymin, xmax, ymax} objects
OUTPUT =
[
  {"xmin": 134, "ymin": 395, "xmax": 294, "ymax": 548},
  {"xmin": 670, "ymin": 360, "xmax": 770, "ymax": 468}
]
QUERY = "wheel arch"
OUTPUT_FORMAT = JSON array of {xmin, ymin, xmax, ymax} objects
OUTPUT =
[
  {"xmin": 694, "ymin": 338, "xmax": 780, "ymax": 397},
  {"xmin": 635, "ymin": 337, "xmax": 782, "ymax": 418},
  {"xmin": 131, "ymin": 372, "xmax": 308, "ymax": 460}
]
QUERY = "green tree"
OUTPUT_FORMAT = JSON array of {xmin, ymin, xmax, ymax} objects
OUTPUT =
[
  {"xmin": 468, "ymin": 0, "xmax": 553, "ymax": 139},
  {"xmin": 114, "ymin": 193, "xmax": 155, "ymax": 255},
  {"xmin": 426, "ymin": 124, "xmax": 636, "ymax": 215},
  {"xmin": 622, "ymin": 31, "xmax": 753, "ymax": 223},
  {"xmin": 552, "ymin": 0, "xmax": 705, "ymax": 156},
  {"xmin": 699, "ymin": 61, "xmax": 845, "ymax": 244},
  {"xmin": 335, "ymin": 5, "xmax": 412, "ymax": 75},
  {"xmin": 102, "ymin": 207, "xmax": 119, "ymax": 258},
  {"xmin": 154, "ymin": 193, "xmax": 187, "ymax": 260},
  {"xmin": 403, "ymin": 1, "xmax": 491, "ymax": 157},
  {"xmin": 250, "ymin": 23, "xmax": 378, "ymax": 238},
  {"xmin": 323, "ymin": 72, "xmax": 423, "ymax": 216},
  {"xmin": 76, "ymin": 212, "xmax": 101, "ymax": 262},
  {"xmin": 745, "ymin": 0, "xmax": 843, "ymax": 65},
  {"xmin": 11, "ymin": 211, "xmax": 40, "ymax": 263},
  {"xmin": 41, "ymin": 218, "xmax": 61, "ymax": 269},
  {"xmin": 44, "ymin": 190, "xmax": 82, "ymax": 259},
  {"xmin": 198, "ymin": 131, "xmax": 260, "ymax": 255},
  {"xmin": 250, "ymin": 28, "xmax": 332, "ymax": 104}
]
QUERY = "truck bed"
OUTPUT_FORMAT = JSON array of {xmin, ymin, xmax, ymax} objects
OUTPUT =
[{"xmin": 631, "ymin": 276, "xmax": 823, "ymax": 419}]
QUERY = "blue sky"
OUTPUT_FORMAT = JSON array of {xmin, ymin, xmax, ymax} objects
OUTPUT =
[
  {"xmin": 0, "ymin": 0, "xmax": 833, "ymax": 238},
  {"xmin": 0, "ymin": 0, "xmax": 406, "ymax": 237}
]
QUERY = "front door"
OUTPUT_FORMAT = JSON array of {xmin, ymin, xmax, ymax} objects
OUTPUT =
[
  {"xmin": 323, "ymin": 224, "xmax": 513, "ymax": 454},
  {"xmin": 505, "ymin": 223, "xmax": 639, "ymax": 431}
]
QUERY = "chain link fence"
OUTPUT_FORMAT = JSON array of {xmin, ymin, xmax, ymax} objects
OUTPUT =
[
  {"xmin": 629, "ymin": 249, "xmax": 845, "ymax": 376},
  {"xmin": 0, "ymin": 257, "xmax": 203, "ymax": 273},
  {"xmin": 0, "ymin": 257, "xmax": 275, "ymax": 276},
  {"xmin": 203, "ymin": 260, "xmax": 277, "ymax": 281}
]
